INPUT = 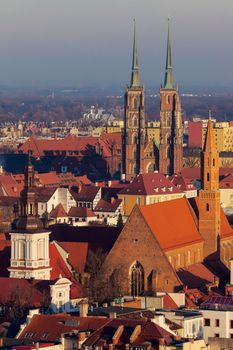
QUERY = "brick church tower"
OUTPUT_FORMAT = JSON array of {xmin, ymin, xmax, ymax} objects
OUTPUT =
[
  {"xmin": 199, "ymin": 118, "xmax": 221, "ymax": 260},
  {"xmin": 122, "ymin": 22, "xmax": 155, "ymax": 181},
  {"xmin": 159, "ymin": 21, "xmax": 183, "ymax": 175}
]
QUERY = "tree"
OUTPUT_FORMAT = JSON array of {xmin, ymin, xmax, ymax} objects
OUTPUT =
[
  {"xmin": 85, "ymin": 249, "xmax": 123, "ymax": 303},
  {"xmin": 116, "ymin": 213, "xmax": 124, "ymax": 228}
]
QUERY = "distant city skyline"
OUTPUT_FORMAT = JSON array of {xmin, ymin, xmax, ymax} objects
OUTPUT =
[{"xmin": 0, "ymin": 0, "xmax": 233, "ymax": 87}]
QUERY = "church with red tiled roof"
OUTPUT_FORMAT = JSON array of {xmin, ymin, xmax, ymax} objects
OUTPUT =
[{"xmin": 102, "ymin": 119, "xmax": 233, "ymax": 295}]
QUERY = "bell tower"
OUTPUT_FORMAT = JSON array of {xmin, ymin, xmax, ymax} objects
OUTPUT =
[
  {"xmin": 159, "ymin": 20, "xmax": 183, "ymax": 175},
  {"xmin": 8, "ymin": 153, "xmax": 51, "ymax": 280},
  {"xmin": 122, "ymin": 21, "xmax": 146, "ymax": 181},
  {"xmin": 199, "ymin": 118, "xmax": 221, "ymax": 260}
]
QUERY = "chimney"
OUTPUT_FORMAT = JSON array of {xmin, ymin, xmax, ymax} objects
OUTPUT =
[
  {"xmin": 108, "ymin": 344, "xmax": 114, "ymax": 350},
  {"xmin": 129, "ymin": 325, "xmax": 141, "ymax": 343},
  {"xmin": 108, "ymin": 180, "xmax": 112, "ymax": 187},
  {"xmin": 79, "ymin": 302, "xmax": 88, "ymax": 317},
  {"xmin": 103, "ymin": 302, "xmax": 108, "ymax": 307},
  {"xmin": 158, "ymin": 338, "xmax": 165, "ymax": 350},
  {"xmin": 110, "ymin": 197, "xmax": 115, "ymax": 204},
  {"xmin": 0, "ymin": 338, "xmax": 3, "ymax": 347},
  {"xmin": 109, "ymin": 312, "xmax": 117, "ymax": 319},
  {"xmin": 112, "ymin": 325, "xmax": 124, "ymax": 345}
]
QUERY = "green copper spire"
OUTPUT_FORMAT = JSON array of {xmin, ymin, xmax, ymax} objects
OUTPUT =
[
  {"xmin": 131, "ymin": 20, "xmax": 140, "ymax": 88},
  {"xmin": 164, "ymin": 19, "xmax": 174, "ymax": 89}
]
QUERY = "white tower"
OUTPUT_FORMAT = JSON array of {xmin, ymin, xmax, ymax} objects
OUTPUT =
[{"xmin": 8, "ymin": 154, "xmax": 51, "ymax": 280}]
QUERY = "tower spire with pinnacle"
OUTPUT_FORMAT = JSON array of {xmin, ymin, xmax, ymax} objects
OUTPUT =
[
  {"xmin": 164, "ymin": 19, "xmax": 174, "ymax": 89},
  {"xmin": 131, "ymin": 20, "xmax": 140, "ymax": 88}
]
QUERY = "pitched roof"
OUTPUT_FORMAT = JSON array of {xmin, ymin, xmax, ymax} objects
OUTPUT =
[
  {"xmin": 180, "ymin": 167, "xmax": 233, "ymax": 180},
  {"xmin": 83, "ymin": 318, "xmax": 173, "ymax": 348},
  {"xmin": 220, "ymin": 173, "xmax": 233, "ymax": 189},
  {"xmin": 139, "ymin": 197, "xmax": 203, "ymax": 251},
  {"xmin": 67, "ymin": 207, "xmax": 96, "ymax": 218},
  {"xmin": 94, "ymin": 198, "xmax": 122, "ymax": 212},
  {"xmin": 57, "ymin": 241, "xmax": 88, "ymax": 273},
  {"xmin": 50, "ymin": 204, "xmax": 67, "ymax": 218},
  {"xmin": 169, "ymin": 175, "xmax": 196, "ymax": 192},
  {"xmin": 162, "ymin": 294, "xmax": 178, "ymax": 309},
  {"xmin": 35, "ymin": 187, "xmax": 56, "ymax": 202},
  {"xmin": 74, "ymin": 185, "xmax": 100, "ymax": 202},
  {"xmin": 49, "ymin": 243, "xmax": 73, "ymax": 280},
  {"xmin": 0, "ymin": 174, "xmax": 23, "ymax": 197},
  {"xmin": 119, "ymin": 173, "xmax": 183, "ymax": 196},
  {"xmin": 177, "ymin": 263, "xmax": 217, "ymax": 289},
  {"xmin": 18, "ymin": 314, "xmax": 110, "ymax": 342}
]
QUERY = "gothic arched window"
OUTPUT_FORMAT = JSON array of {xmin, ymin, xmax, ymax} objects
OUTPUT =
[
  {"xmin": 130, "ymin": 261, "xmax": 144, "ymax": 296},
  {"xmin": 206, "ymin": 203, "xmax": 210, "ymax": 212},
  {"xmin": 207, "ymin": 172, "xmax": 210, "ymax": 182},
  {"xmin": 213, "ymin": 158, "xmax": 215, "ymax": 166},
  {"xmin": 133, "ymin": 116, "xmax": 138, "ymax": 127},
  {"xmin": 134, "ymin": 98, "xmax": 138, "ymax": 109}
]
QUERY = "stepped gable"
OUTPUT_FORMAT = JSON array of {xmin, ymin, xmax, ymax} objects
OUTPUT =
[
  {"xmin": 139, "ymin": 197, "xmax": 203, "ymax": 251},
  {"xmin": 50, "ymin": 203, "xmax": 67, "ymax": 218},
  {"xmin": 189, "ymin": 197, "xmax": 233, "ymax": 239},
  {"xmin": 119, "ymin": 173, "xmax": 183, "ymax": 196}
]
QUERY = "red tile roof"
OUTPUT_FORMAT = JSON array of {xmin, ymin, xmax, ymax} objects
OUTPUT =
[
  {"xmin": 0, "ymin": 174, "xmax": 23, "ymax": 197},
  {"xmin": 119, "ymin": 173, "xmax": 183, "ymax": 196},
  {"xmin": 0, "ymin": 278, "xmax": 43, "ymax": 307},
  {"xmin": 220, "ymin": 173, "xmax": 233, "ymax": 189},
  {"xmin": 94, "ymin": 198, "xmax": 122, "ymax": 212},
  {"xmin": 177, "ymin": 263, "xmax": 217, "ymax": 289},
  {"xmin": 67, "ymin": 207, "xmax": 96, "ymax": 218},
  {"xmin": 49, "ymin": 243, "xmax": 73, "ymax": 280},
  {"xmin": 18, "ymin": 314, "xmax": 110, "ymax": 342},
  {"xmin": 57, "ymin": 242, "xmax": 88, "ymax": 273},
  {"xmin": 139, "ymin": 197, "xmax": 203, "ymax": 251},
  {"xmin": 83, "ymin": 318, "xmax": 173, "ymax": 348},
  {"xmin": 169, "ymin": 175, "xmax": 196, "ymax": 192},
  {"xmin": 50, "ymin": 204, "xmax": 67, "ymax": 218},
  {"xmin": 180, "ymin": 167, "xmax": 233, "ymax": 180},
  {"xmin": 74, "ymin": 185, "xmax": 100, "ymax": 202}
]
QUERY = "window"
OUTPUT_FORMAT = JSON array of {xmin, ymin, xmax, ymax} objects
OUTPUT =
[
  {"xmin": 231, "ymin": 334, "xmax": 233, "ymax": 339},
  {"xmin": 136, "ymin": 197, "xmax": 140, "ymax": 205},
  {"xmin": 207, "ymin": 172, "xmax": 210, "ymax": 181},
  {"xmin": 215, "ymin": 319, "xmax": 220, "ymax": 327},
  {"xmin": 130, "ymin": 261, "xmax": 144, "ymax": 297},
  {"xmin": 204, "ymin": 318, "xmax": 210, "ymax": 326},
  {"xmin": 213, "ymin": 158, "xmax": 215, "ymax": 166},
  {"xmin": 206, "ymin": 203, "xmax": 210, "ymax": 212},
  {"xmin": 134, "ymin": 98, "xmax": 137, "ymax": 109},
  {"xmin": 230, "ymin": 320, "xmax": 233, "ymax": 329},
  {"xmin": 215, "ymin": 333, "xmax": 219, "ymax": 338}
]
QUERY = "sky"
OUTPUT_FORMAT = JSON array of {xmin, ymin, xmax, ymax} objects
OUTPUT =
[{"xmin": 0, "ymin": 0, "xmax": 233, "ymax": 88}]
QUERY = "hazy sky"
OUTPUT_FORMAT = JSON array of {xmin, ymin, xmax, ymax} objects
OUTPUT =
[{"xmin": 0, "ymin": 0, "xmax": 233, "ymax": 88}]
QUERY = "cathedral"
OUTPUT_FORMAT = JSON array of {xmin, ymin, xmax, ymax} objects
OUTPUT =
[
  {"xmin": 103, "ymin": 119, "xmax": 233, "ymax": 295},
  {"xmin": 122, "ymin": 21, "xmax": 183, "ymax": 180}
]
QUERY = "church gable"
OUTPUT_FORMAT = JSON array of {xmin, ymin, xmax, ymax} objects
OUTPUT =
[{"xmin": 102, "ymin": 205, "xmax": 181, "ymax": 295}]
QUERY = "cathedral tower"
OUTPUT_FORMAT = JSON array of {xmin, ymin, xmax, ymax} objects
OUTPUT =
[
  {"xmin": 159, "ymin": 21, "xmax": 183, "ymax": 175},
  {"xmin": 122, "ymin": 21, "xmax": 146, "ymax": 181},
  {"xmin": 199, "ymin": 118, "xmax": 221, "ymax": 260},
  {"xmin": 8, "ymin": 154, "xmax": 51, "ymax": 279}
]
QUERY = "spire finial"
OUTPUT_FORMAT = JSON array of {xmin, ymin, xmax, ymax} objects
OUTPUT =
[
  {"xmin": 208, "ymin": 109, "xmax": 212, "ymax": 120},
  {"xmin": 131, "ymin": 19, "xmax": 140, "ymax": 88},
  {"xmin": 164, "ymin": 18, "xmax": 174, "ymax": 89}
]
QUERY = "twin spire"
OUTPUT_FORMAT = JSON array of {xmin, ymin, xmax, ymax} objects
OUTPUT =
[{"xmin": 130, "ymin": 19, "xmax": 174, "ymax": 89}]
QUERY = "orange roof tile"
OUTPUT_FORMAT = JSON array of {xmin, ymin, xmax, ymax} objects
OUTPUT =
[{"xmin": 139, "ymin": 197, "xmax": 203, "ymax": 251}]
